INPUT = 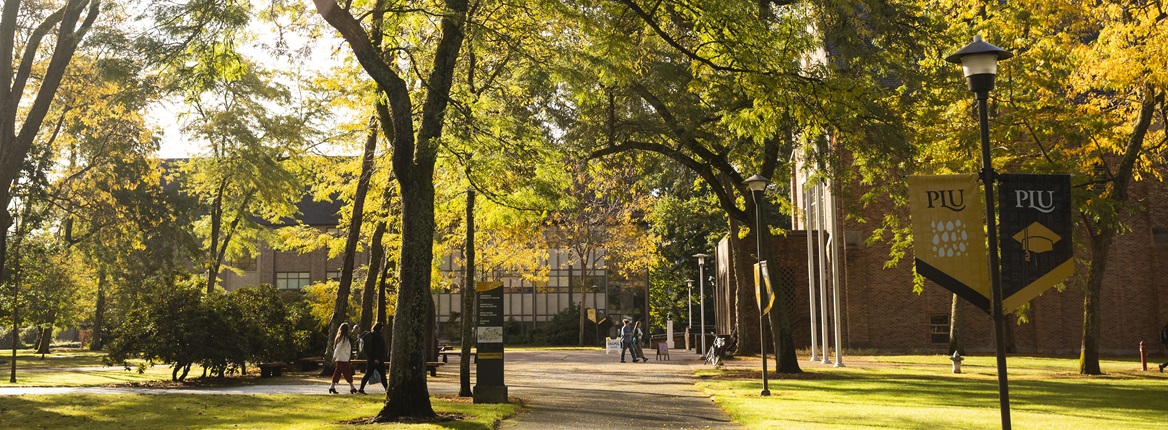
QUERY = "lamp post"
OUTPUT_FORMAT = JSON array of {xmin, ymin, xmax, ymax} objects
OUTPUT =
[
  {"xmin": 945, "ymin": 34, "xmax": 1014, "ymax": 430},
  {"xmin": 686, "ymin": 279, "xmax": 694, "ymax": 351},
  {"xmin": 693, "ymin": 254, "xmax": 709, "ymax": 357},
  {"xmin": 743, "ymin": 174, "xmax": 771, "ymax": 396},
  {"xmin": 686, "ymin": 254, "xmax": 705, "ymax": 355}
]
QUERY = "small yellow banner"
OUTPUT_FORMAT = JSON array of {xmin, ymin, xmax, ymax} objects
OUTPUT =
[
  {"xmin": 475, "ymin": 281, "xmax": 503, "ymax": 292},
  {"xmin": 478, "ymin": 352, "xmax": 503, "ymax": 360},
  {"xmin": 754, "ymin": 262, "xmax": 775, "ymax": 315},
  {"xmin": 587, "ymin": 308, "xmax": 597, "ymax": 323}
]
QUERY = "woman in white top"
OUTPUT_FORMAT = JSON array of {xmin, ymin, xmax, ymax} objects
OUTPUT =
[{"xmin": 329, "ymin": 322, "xmax": 358, "ymax": 394}]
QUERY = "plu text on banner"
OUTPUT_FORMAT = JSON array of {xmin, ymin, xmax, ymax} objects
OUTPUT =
[{"xmin": 909, "ymin": 174, "xmax": 991, "ymax": 312}]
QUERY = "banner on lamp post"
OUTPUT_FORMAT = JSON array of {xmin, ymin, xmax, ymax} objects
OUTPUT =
[
  {"xmin": 997, "ymin": 174, "xmax": 1074, "ymax": 312},
  {"xmin": 909, "ymin": 174, "xmax": 991, "ymax": 312},
  {"xmin": 754, "ymin": 261, "xmax": 774, "ymax": 315}
]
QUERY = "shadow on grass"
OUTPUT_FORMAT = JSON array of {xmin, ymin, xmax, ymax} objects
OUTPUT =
[{"xmin": 0, "ymin": 394, "xmax": 520, "ymax": 430}]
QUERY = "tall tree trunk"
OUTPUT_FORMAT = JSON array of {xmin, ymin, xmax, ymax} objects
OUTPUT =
[
  {"xmin": 1079, "ymin": 88, "xmax": 1159, "ymax": 375},
  {"xmin": 205, "ymin": 181, "xmax": 226, "ymax": 294},
  {"xmin": 379, "ymin": 173, "xmax": 438, "ymax": 418},
  {"xmin": 325, "ymin": 121, "xmax": 378, "ymax": 373},
  {"xmin": 728, "ymin": 220, "xmax": 758, "ymax": 354},
  {"xmin": 459, "ymin": 188, "xmax": 475, "ymax": 397},
  {"xmin": 345, "ymin": 117, "xmax": 379, "ymax": 331},
  {"xmin": 90, "ymin": 267, "xmax": 105, "ymax": 350},
  {"xmin": 36, "ymin": 326, "xmax": 51, "ymax": 355},
  {"xmin": 1079, "ymin": 230, "xmax": 1112, "ymax": 374},
  {"xmin": 948, "ymin": 294, "xmax": 964, "ymax": 356},
  {"xmin": 361, "ymin": 222, "xmax": 387, "ymax": 330},
  {"xmin": 2, "ymin": 208, "xmax": 11, "ymax": 382},
  {"xmin": 755, "ymin": 199, "xmax": 801, "ymax": 374}
]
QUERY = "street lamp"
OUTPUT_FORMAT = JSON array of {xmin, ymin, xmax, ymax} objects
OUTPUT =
[
  {"xmin": 743, "ymin": 173, "xmax": 771, "ymax": 396},
  {"xmin": 686, "ymin": 279, "xmax": 694, "ymax": 350},
  {"xmin": 693, "ymin": 254, "xmax": 709, "ymax": 358},
  {"xmin": 945, "ymin": 34, "xmax": 1013, "ymax": 430}
]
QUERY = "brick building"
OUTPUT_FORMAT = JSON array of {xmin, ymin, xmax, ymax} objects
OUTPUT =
[{"xmin": 715, "ymin": 173, "xmax": 1167, "ymax": 355}]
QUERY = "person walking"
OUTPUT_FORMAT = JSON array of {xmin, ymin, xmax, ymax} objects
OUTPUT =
[
  {"xmin": 631, "ymin": 321, "xmax": 648, "ymax": 362},
  {"xmin": 358, "ymin": 322, "xmax": 388, "ymax": 393},
  {"xmin": 619, "ymin": 320, "xmax": 633, "ymax": 363},
  {"xmin": 329, "ymin": 323, "xmax": 358, "ymax": 394}
]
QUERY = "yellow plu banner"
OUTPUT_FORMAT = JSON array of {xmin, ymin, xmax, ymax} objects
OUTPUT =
[{"xmin": 909, "ymin": 174, "xmax": 991, "ymax": 312}]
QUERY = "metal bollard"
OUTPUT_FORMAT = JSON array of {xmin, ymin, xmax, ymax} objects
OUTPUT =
[
  {"xmin": 1140, "ymin": 340, "xmax": 1147, "ymax": 371},
  {"xmin": 950, "ymin": 351, "xmax": 964, "ymax": 374}
]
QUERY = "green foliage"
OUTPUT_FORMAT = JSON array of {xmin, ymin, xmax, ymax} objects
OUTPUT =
[
  {"xmin": 0, "ymin": 329, "xmax": 23, "ymax": 349},
  {"xmin": 503, "ymin": 317, "xmax": 533, "ymax": 345},
  {"xmin": 533, "ymin": 303, "xmax": 613, "ymax": 346},
  {"xmin": 106, "ymin": 283, "xmax": 322, "ymax": 380}
]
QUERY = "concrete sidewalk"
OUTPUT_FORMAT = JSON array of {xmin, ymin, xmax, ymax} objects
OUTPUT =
[
  {"xmin": 497, "ymin": 349, "xmax": 738, "ymax": 429},
  {"xmin": 0, "ymin": 348, "xmax": 738, "ymax": 429}
]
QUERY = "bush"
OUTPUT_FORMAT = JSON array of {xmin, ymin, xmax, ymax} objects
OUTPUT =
[
  {"xmin": 0, "ymin": 328, "xmax": 24, "ymax": 349},
  {"xmin": 532, "ymin": 304, "xmax": 613, "ymax": 346},
  {"xmin": 20, "ymin": 326, "xmax": 41, "ymax": 346},
  {"xmin": 105, "ymin": 283, "xmax": 324, "ymax": 381},
  {"xmin": 503, "ymin": 317, "xmax": 533, "ymax": 345}
]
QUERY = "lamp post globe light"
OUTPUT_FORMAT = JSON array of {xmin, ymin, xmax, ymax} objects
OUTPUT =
[
  {"xmin": 693, "ymin": 254, "xmax": 710, "ymax": 357},
  {"xmin": 743, "ymin": 174, "xmax": 771, "ymax": 396},
  {"xmin": 945, "ymin": 35, "xmax": 1013, "ymax": 430}
]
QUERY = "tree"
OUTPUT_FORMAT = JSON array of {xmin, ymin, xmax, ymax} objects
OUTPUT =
[
  {"xmin": 544, "ymin": 162, "xmax": 655, "ymax": 346},
  {"xmin": 312, "ymin": 0, "xmax": 470, "ymax": 419},
  {"xmin": 920, "ymin": 1, "xmax": 1168, "ymax": 374},
  {"xmin": 0, "ymin": 0, "xmax": 100, "ymax": 359}
]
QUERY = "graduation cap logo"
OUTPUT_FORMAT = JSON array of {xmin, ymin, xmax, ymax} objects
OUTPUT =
[{"xmin": 1012, "ymin": 221, "xmax": 1061, "ymax": 261}]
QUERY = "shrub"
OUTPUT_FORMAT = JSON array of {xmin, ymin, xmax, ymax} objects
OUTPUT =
[
  {"xmin": 20, "ymin": 326, "xmax": 40, "ymax": 346},
  {"xmin": 105, "ymin": 283, "xmax": 324, "ymax": 381},
  {"xmin": 0, "ymin": 328, "xmax": 24, "ymax": 349},
  {"xmin": 532, "ymin": 304, "xmax": 612, "ymax": 346}
]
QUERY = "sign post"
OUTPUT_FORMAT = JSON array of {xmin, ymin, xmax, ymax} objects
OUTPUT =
[{"xmin": 473, "ymin": 281, "xmax": 507, "ymax": 403}]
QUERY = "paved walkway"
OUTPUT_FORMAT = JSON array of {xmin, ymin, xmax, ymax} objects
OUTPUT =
[{"xmin": 0, "ymin": 348, "xmax": 739, "ymax": 429}]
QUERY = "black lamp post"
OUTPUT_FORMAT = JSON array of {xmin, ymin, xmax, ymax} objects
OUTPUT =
[
  {"xmin": 945, "ymin": 34, "xmax": 1014, "ymax": 430},
  {"xmin": 743, "ymin": 174, "xmax": 771, "ymax": 396}
]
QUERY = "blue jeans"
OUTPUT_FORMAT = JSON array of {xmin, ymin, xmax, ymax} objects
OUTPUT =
[{"xmin": 621, "ymin": 341, "xmax": 631, "ymax": 361}]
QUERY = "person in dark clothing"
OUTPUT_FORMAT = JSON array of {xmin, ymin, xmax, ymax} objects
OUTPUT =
[
  {"xmin": 358, "ymin": 322, "xmax": 388, "ymax": 393},
  {"xmin": 1159, "ymin": 323, "xmax": 1168, "ymax": 372},
  {"xmin": 619, "ymin": 320, "xmax": 633, "ymax": 363}
]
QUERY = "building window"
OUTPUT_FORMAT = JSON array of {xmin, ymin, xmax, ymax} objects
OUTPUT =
[
  {"xmin": 326, "ymin": 271, "xmax": 340, "ymax": 281},
  {"xmin": 930, "ymin": 315, "xmax": 950, "ymax": 344},
  {"xmin": 276, "ymin": 272, "xmax": 312, "ymax": 290},
  {"xmin": 233, "ymin": 254, "xmax": 257, "ymax": 272}
]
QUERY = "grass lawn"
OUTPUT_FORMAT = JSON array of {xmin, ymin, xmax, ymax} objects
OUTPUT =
[
  {"xmin": 1, "ymin": 348, "xmax": 195, "ymax": 387},
  {"xmin": 699, "ymin": 354, "xmax": 1168, "ymax": 429},
  {"xmin": 0, "ymin": 394, "xmax": 521, "ymax": 429},
  {"xmin": 2, "ymin": 348, "xmax": 109, "ymax": 369}
]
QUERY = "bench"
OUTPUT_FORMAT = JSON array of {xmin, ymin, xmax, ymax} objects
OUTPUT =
[
  {"xmin": 258, "ymin": 361, "xmax": 287, "ymax": 378},
  {"xmin": 297, "ymin": 357, "xmax": 323, "ymax": 371},
  {"xmin": 437, "ymin": 351, "xmax": 476, "ymax": 363},
  {"xmin": 426, "ymin": 361, "xmax": 445, "ymax": 377}
]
